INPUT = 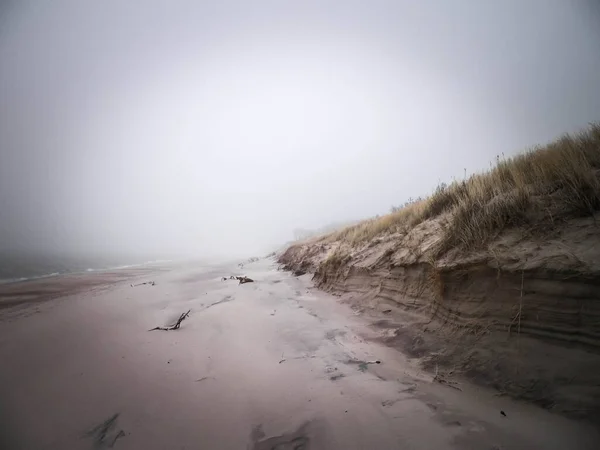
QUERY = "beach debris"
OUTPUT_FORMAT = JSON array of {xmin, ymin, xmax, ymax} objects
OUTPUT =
[
  {"xmin": 149, "ymin": 310, "xmax": 191, "ymax": 331},
  {"xmin": 500, "ymin": 410, "xmax": 507, "ymax": 417},
  {"xmin": 83, "ymin": 413, "xmax": 126, "ymax": 449},
  {"xmin": 195, "ymin": 376, "xmax": 216, "ymax": 383},
  {"xmin": 130, "ymin": 281, "xmax": 155, "ymax": 287},
  {"xmin": 345, "ymin": 359, "xmax": 381, "ymax": 372},
  {"xmin": 270, "ymin": 309, "xmax": 277, "ymax": 316},
  {"xmin": 279, "ymin": 352, "xmax": 286, "ymax": 364},
  {"xmin": 222, "ymin": 275, "xmax": 255, "ymax": 284},
  {"xmin": 382, "ymin": 309, "xmax": 392, "ymax": 314}
]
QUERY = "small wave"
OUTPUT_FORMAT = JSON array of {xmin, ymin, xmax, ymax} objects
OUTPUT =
[
  {"xmin": 0, "ymin": 272, "xmax": 61, "ymax": 285},
  {"xmin": 0, "ymin": 260, "xmax": 172, "ymax": 285},
  {"xmin": 111, "ymin": 260, "xmax": 172, "ymax": 270}
]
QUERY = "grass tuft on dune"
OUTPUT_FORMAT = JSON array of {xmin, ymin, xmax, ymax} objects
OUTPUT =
[{"xmin": 318, "ymin": 123, "xmax": 600, "ymax": 253}]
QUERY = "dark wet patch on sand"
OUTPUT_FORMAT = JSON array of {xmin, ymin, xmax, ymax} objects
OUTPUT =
[
  {"xmin": 371, "ymin": 319, "xmax": 404, "ymax": 329},
  {"xmin": 324, "ymin": 329, "xmax": 347, "ymax": 340},
  {"xmin": 381, "ymin": 398, "xmax": 401, "ymax": 407}
]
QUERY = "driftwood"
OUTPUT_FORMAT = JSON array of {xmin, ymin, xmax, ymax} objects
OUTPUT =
[
  {"xmin": 131, "ymin": 281, "xmax": 155, "ymax": 287},
  {"xmin": 221, "ymin": 275, "xmax": 254, "ymax": 284},
  {"xmin": 237, "ymin": 276, "xmax": 254, "ymax": 285},
  {"xmin": 149, "ymin": 310, "xmax": 191, "ymax": 331}
]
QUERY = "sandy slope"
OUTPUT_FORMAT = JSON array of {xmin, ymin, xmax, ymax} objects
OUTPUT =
[
  {"xmin": 279, "ymin": 213, "xmax": 600, "ymax": 421},
  {"xmin": 0, "ymin": 258, "xmax": 598, "ymax": 449}
]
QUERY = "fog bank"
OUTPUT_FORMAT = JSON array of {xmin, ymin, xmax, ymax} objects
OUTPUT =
[{"xmin": 1, "ymin": 1, "xmax": 599, "ymax": 259}]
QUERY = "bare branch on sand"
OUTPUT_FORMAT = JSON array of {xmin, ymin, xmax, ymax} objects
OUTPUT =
[
  {"xmin": 221, "ymin": 276, "xmax": 254, "ymax": 284},
  {"xmin": 149, "ymin": 310, "xmax": 191, "ymax": 331}
]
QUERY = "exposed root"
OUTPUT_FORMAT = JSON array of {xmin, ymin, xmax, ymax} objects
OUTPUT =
[{"xmin": 507, "ymin": 269, "xmax": 525, "ymax": 338}]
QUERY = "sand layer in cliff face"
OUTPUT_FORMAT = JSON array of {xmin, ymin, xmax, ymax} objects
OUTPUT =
[{"xmin": 279, "ymin": 125, "xmax": 600, "ymax": 422}]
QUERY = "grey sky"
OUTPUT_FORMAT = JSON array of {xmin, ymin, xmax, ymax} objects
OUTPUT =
[{"xmin": 1, "ymin": 0, "xmax": 599, "ymax": 259}]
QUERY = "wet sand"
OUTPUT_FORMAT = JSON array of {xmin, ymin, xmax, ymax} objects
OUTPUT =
[
  {"xmin": 0, "ymin": 267, "xmax": 160, "ymax": 310},
  {"xmin": 0, "ymin": 258, "xmax": 598, "ymax": 449}
]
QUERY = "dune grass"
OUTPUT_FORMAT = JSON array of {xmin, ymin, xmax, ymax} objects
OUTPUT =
[{"xmin": 321, "ymin": 123, "xmax": 600, "ymax": 253}]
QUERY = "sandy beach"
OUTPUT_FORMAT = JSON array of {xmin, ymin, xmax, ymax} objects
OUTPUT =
[{"xmin": 0, "ymin": 258, "xmax": 598, "ymax": 450}]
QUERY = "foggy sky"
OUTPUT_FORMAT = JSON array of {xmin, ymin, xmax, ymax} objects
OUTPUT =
[{"xmin": 1, "ymin": 0, "xmax": 599, "ymax": 259}]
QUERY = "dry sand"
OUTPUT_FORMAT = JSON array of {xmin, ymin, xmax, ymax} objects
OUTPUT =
[{"xmin": 0, "ymin": 258, "xmax": 598, "ymax": 449}]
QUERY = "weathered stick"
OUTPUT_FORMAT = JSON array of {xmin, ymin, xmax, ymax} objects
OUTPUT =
[
  {"xmin": 237, "ymin": 276, "xmax": 254, "ymax": 284},
  {"xmin": 221, "ymin": 275, "xmax": 255, "ymax": 284},
  {"xmin": 149, "ymin": 310, "xmax": 191, "ymax": 331},
  {"xmin": 131, "ymin": 281, "xmax": 155, "ymax": 287}
]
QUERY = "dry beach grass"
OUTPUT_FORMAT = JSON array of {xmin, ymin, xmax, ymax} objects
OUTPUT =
[{"xmin": 320, "ymin": 123, "xmax": 600, "ymax": 252}]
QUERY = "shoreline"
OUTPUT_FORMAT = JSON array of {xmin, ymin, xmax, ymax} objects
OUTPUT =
[
  {"xmin": 0, "ymin": 259, "xmax": 174, "ymax": 286},
  {"xmin": 0, "ymin": 265, "xmax": 165, "ymax": 311}
]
